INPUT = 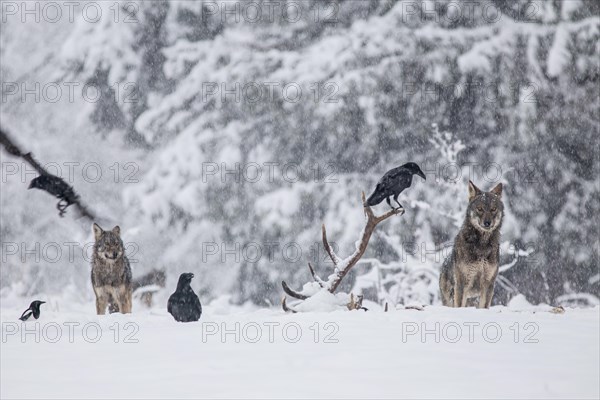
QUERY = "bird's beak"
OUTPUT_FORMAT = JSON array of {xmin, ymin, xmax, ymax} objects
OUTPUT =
[
  {"xmin": 40, "ymin": 301, "xmax": 46, "ymax": 304},
  {"xmin": 418, "ymin": 170, "xmax": 426, "ymax": 180}
]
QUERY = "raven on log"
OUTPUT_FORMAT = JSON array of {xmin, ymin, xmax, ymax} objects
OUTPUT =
[{"xmin": 29, "ymin": 174, "xmax": 79, "ymax": 217}]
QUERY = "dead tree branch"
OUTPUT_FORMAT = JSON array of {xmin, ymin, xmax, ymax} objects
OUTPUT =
[{"xmin": 0, "ymin": 126, "xmax": 97, "ymax": 221}]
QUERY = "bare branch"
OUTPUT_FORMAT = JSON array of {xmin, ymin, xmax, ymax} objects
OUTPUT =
[
  {"xmin": 0, "ymin": 127, "xmax": 97, "ymax": 221},
  {"xmin": 327, "ymin": 192, "xmax": 404, "ymax": 293}
]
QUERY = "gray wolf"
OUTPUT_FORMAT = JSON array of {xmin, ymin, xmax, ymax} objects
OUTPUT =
[
  {"xmin": 91, "ymin": 223, "xmax": 132, "ymax": 314},
  {"xmin": 439, "ymin": 181, "xmax": 504, "ymax": 308}
]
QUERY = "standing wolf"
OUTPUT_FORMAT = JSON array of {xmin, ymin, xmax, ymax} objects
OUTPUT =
[
  {"xmin": 91, "ymin": 223, "xmax": 132, "ymax": 314},
  {"xmin": 439, "ymin": 181, "xmax": 504, "ymax": 308}
]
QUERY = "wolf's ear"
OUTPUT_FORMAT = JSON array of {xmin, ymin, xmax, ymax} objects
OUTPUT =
[
  {"xmin": 468, "ymin": 180, "xmax": 481, "ymax": 201},
  {"xmin": 490, "ymin": 183, "xmax": 503, "ymax": 197},
  {"xmin": 111, "ymin": 226, "xmax": 121, "ymax": 236},
  {"xmin": 92, "ymin": 223, "xmax": 103, "ymax": 241}
]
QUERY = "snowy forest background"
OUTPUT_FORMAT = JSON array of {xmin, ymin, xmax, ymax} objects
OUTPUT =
[{"xmin": 1, "ymin": 0, "xmax": 598, "ymax": 309}]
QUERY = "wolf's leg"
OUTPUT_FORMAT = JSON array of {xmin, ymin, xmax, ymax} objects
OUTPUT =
[
  {"xmin": 446, "ymin": 288, "xmax": 454, "ymax": 306},
  {"xmin": 455, "ymin": 274, "xmax": 471, "ymax": 307},
  {"xmin": 95, "ymin": 291, "xmax": 108, "ymax": 315},
  {"xmin": 478, "ymin": 286, "xmax": 488, "ymax": 309},
  {"xmin": 118, "ymin": 286, "xmax": 132, "ymax": 313},
  {"xmin": 483, "ymin": 282, "xmax": 495, "ymax": 308},
  {"xmin": 108, "ymin": 302, "xmax": 120, "ymax": 313},
  {"xmin": 108, "ymin": 288, "xmax": 122, "ymax": 313},
  {"xmin": 439, "ymin": 285, "xmax": 446, "ymax": 306},
  {"xmin": 122, "ymin": 294, "xmax": 132, "ymax": 313},
  {"xmin": 460, "ymin": 289, "xmax": 469, "ymax": 307},
  {"xmin": 126, "ymin": 293, "xmax": 132, "ymax": 313},
  {"xmin": 453, "ymin": 275, "xmax": 464, "ymax": 308},
  {"xmin": 439, "ymin": 274, "xmax": 452, "ymax": 306},
  {"xmin": 439, "ymin": 285, "xmax": 448, "ymax": 306}
]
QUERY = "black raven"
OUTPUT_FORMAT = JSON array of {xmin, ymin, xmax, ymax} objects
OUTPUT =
[
  {"xmin": 168, "ymin": 273, "xmax": 202, "ymax": 322},
  {"xmin": 19, "ymin": 300, "xmax": 45, "ymax": 321},
  {"xmin": 28, "ymin": 174, "xmax": 79, "ymax": 217},
  {"xmin": 366, "ymin": 162, "xmax": 426, "ymax": 209}
]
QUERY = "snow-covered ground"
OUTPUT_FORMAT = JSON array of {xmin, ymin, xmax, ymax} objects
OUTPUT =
[{"xmin": 1, "ymin": 297, "xmax": 598, "ymax": 399}]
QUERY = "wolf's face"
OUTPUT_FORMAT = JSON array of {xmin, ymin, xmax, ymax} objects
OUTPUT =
[
  {"xmin": 93, "ymin": 223, "xmax": 124, "ymax": 262},
  {"xmin": 467, "ymin": 181, "xmax": 504, "ymax": 232}
]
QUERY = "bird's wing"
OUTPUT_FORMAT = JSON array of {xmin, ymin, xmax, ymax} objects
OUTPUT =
[
  {"xmin": 168, "ymin": 293, "xmax": 190, "ymax": 309},
  {"xmin": 377, "ymin": 167, "xmax": 404, "ymax": 188},
  {"xmin": 19, "ymin": 310, "xmax": 32, "ymax": 321},
  {"xmin": 193, "ymin": 295, "xmax": 202, "ymax": 315},
  {"xmin": 369, "ymin": 167, "xmax": 404, "ymax": 199},
  {"xmin": 167, "ymin": 295, "xmax": 175, "ymax": 313},
  {"xmin": 372, "ymin": 181, "xmax": 385, "ymax": 193},
  {"xmin": 383, "ymin": 166, "xmax": 409, "ymax": 181},
  {"xmin": 168, "ymin": 292, "xmax": 201, "ymax": 321}
]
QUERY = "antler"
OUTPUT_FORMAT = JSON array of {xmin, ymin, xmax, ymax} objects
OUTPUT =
[
  {"xmin": 324, "ymin": 191, "xmax": 404, "ymax": 292},
  {"xmin": 281, "ymin": 191, "xmax": 404, "ymax": 311}
]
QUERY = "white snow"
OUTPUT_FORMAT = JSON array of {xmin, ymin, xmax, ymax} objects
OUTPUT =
[
  {"xmin": 1, "ymin": 300, "xmax": 598, "ymax": 399},
  {"xmin": 547, "ymin": 25, "xmax": 571, "ymax": 78},
  {"xmin": 561, "ymin": 1, "xmax": 583, "ymax": 21}
]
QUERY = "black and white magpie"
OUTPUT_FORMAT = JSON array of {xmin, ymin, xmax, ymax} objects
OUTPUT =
[{"xmin": 19, "ymin": 300, "xmax": 46, "ymax": 321}]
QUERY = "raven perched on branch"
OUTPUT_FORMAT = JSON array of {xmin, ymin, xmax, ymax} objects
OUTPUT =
[
  {"xmin": 0, "ymin": 126, "xmax": 96, "ymax": 220},
  {"xmin": 366, "ymin": 162, "xmax": 426, "ymax": 210},
  {"xmin": 29, "ymin": 174, "xmax": 79, "ymax": 217}
]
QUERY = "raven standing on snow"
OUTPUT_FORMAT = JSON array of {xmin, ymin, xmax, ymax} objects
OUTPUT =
[
  {"xmin": 168, "ymin": 273, "xmax": 202, "ymax": 322},
  {"xmin": 19, "ymin": 300, "xmax": 45, "ymax": 321},
  {"xmin": 28, "ymin": 174, "xmax": 79, "ymax": 217},
  {"xmin": 366, "ymin": 162, "xmax": 426, "ymax": 210}
]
